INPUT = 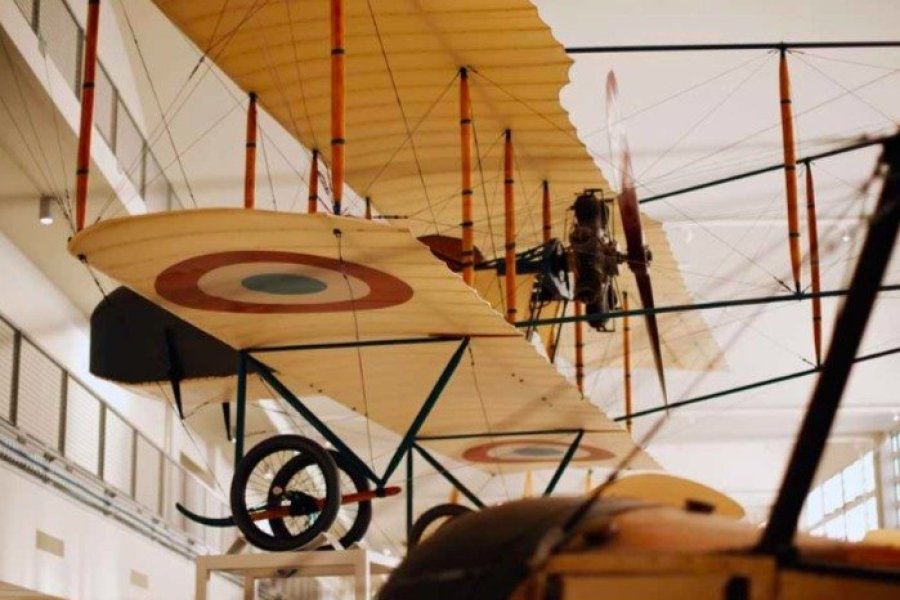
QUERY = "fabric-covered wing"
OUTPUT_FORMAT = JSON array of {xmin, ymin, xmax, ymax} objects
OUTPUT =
[
  {"xmin": 69, "ymin": 209, "xmax": 657, "ymax": 472},
  {"xmin": 149, "ymin": 0, "xmax": 612, "ymax": 256}
]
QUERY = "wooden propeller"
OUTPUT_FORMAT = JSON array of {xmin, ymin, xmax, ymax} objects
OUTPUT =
[{"xmin": 606, "ymin": 71, "xmax": 668, "ymax": 406}]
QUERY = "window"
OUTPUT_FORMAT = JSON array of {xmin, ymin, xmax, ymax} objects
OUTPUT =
[{"xmin": 802, "ymin": 451, "xmax": 878, "ymax": 542}]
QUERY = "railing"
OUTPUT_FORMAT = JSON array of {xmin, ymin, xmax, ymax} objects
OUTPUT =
[
  {"xmin": 0, "ymin": 312, "xmax": 234, "ymax": 554},
  {"xmin": 13, "ymin": 0, "xmax": 182, "ymax": 212}
]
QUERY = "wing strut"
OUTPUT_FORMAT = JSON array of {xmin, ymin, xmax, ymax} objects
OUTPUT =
[
  {"xmin": 804, "ymin": 162, "xmax": 823, "ymax": 365},
  {"xmin": 574, "ymin": 301, "xmax": 585, "ymax": 394},
  {"xmin": 308, "ymin": 148, "xmax": 319, "ymax": 214},
  {"xmin": 622, "ymin": 291, "xmax": 633, "ymax": 432},
  {"xmin": 74, "ymin": 0, "xmax": 101, "ymax": 231},
  {"xmin": 460, "ymin": 67, "xmax": 475, "ymax": 286},
  {"xmin": 757, "ymin": 133, "xmax": 900, "ymax": 557},
  {"xmin": 779, "ymin": 49, "xmax": 803, "ymax": 293},
  {"xmin": 330, "ymin": 0, "xmax": 346, "ymax": 215},
  {"xmin": 244, "ymin": 92, "xmax": 257, "ymax": 209},
  {"xmin": 504, "ymin": 130, "xmax": 517, "ymax": 323}
]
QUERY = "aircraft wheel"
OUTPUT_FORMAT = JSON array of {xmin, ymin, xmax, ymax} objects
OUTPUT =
[
  {"xmin": 270, "ymin": 450, "xmax": 373, "ymax": 550},
  {"xmin": 230, "ymin": 435, "xmax": 340, "ymax": 552},
  {"xmin": 408, "ymin": 503, "xmax": 473, "ymax": 549}
]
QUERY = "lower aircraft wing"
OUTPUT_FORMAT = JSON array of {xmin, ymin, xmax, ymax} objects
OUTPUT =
[{"xmin": 69, "ymin": 209, "xmax": 658, "ymax": 473}]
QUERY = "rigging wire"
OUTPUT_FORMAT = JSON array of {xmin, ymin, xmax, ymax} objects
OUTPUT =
[
  {"xmin": 117, "ymin": 0, "xmax": 198, "ymax": 208},
  {"xmin": 792, "ymin": 52, "xmax": 898, "ymax": 126},
  {"xmin": 39, "ymin": 51, "xmax": 73, "ymax": 221},
  {"xmin": 580, "ymin": 51, "xmax": 774, "ymax": 142},
  {"xmin": 256, "ymin": 17, "xmax": 308, "ymax": 154},
  {"xmin": 365, "ymin": 0, "xmax": 440, "ymax": 233},
  {"xmin": 471, "ymin": 124, "xmax": 504, "ymax": 263},
  {"xmin": 258, "ymin": 122, "xmax": 279, "ymax": 210},
  {"xmin": 467, "ymin": 345, "xmax": 512, "ymax": 502},
  {"xmin": 797, "ymin": 51, "xmax": 900, "ymax": 73},
  {"xmin": 636, "ymin": 52, "xmax": 774, "ymax": 181},
  {"xmin": 361, "ymin": 72, "xmax": 459, "ymax": 194},
  {"xmin": 283, "ymin": 0, "xmax": 318, "ymax": 149},
  {"xmin": 404, "ymin": 130, "xmax": 505, "ymax": 221},
  {"xmin": 645, "ymin": 66, "xmax": 900, "ymax": 187},
  {"xmin": 96, "ymin": 97, "xmax": 244, "ymax": 221},
  {"xmin": 0, "ymin": 36, "xmax": 70, "ymax": 223},
  {"xmin": 334, "ymin": 229, "xmax": 377, "ymax": 472}
]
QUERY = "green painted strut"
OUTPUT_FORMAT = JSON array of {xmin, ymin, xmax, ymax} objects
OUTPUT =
[
  {"xmin": 378, "ymin": 337, "xmax": 470, "ymax": 487},
  {"xmin": 234, "ymin": 351, "xmax": 248, "ymax": 465},
  {"xmin": 515, "ymin": 284, "xmax": 900, "ymax": 329},
  {"xmin": 616, "ymin": 345, "xmax": 900, "ymax": 422},
  {"xmin": 639, "ymin": 137, "xmax": 886, "ymax": 205},
  {"xmin": 414, "ymin": 443, "xmax": 486, "ymax": 509},
  {"xmin": 543, "ymin": 430, "xmax": 584, "ymax": 496},
  {"xmin": 249, "ymin": 336, "xmax": 462, "ymax": 354}
]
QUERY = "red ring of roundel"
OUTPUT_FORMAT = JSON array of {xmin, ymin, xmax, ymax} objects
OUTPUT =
[
  {"xmin": 154, "ymin": 250, "xmax": 414, "ymax": 313},
  {"xmin": 461, "ymin": 439, "xmax": 615, "ymax": 464}
]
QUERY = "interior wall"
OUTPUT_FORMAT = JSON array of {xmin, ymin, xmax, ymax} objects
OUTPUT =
[{"xmin": 0, "ymin": 462, "xmax": 242, "ymax": 600}]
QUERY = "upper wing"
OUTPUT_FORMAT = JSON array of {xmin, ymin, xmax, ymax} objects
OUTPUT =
[{"xmin": 150, "ymin": 0, "xmax": 612, "ymax": 255}]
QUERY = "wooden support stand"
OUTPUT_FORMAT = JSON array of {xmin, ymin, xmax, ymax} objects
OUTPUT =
[{"xmin": 195, "ymin": 549, "xmax": 399, "ymax": 600}]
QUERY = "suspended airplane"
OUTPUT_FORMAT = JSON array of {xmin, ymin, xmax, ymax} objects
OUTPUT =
[
  {"xmin": 67, "ymin": 0, "xmax": 666, "ymax": 553},
  {"xmin": 63, "ymin": 0, "xmax": 900, "ymax": 577}
]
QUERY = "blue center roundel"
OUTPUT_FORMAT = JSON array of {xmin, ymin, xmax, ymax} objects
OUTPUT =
[
  {"xmin": 241, "ymin": 273, "xmax": 328, "ymax": 295},
  {"xmin": 512, "ymin": 446, "xmax": 563, "ymax": 458}
]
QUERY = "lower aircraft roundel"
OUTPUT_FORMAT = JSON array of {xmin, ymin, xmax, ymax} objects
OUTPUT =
[
  {"xmin": 462, "ymin": 439, "xmax": 614, "ymax": 464},
  {"xmin": 154, "ymin": 250, "xmax": 414, "ymax": 313}
]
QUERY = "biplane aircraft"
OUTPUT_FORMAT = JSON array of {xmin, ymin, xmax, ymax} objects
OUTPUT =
[
  {"xmin": 62, "ymin": 0, "xmax": 900, "ymax": 595},
  {"xmin": 68, "ymin": 0, "xmax": 671, "ymax": 554}
]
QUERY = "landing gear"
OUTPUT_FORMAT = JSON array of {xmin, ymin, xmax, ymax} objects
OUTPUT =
[
  {"xmin": 230, "ymin": 435, "xmax": 341, "ymax": 552},
  {"xmin": 269, "ymin": 449, "xmax": 373, "ymax": 550},
  {"xmin": 408, "ymin": 503, "xmax": 474, "ymax": 549}
]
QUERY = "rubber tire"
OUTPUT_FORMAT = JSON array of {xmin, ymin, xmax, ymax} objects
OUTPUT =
[
  {"xmin": 408, "ymin": 503, "xmax": 473, "ymax": 549},
  {"xmin": 230, "ymin": 435, "xmax": 340, "ymax": 552},
  {"xmin": 269, "ymin": 450, "xmax": 373, "ymax": 550}
]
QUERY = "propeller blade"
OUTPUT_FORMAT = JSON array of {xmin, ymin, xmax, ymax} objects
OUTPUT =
[{"xmin": 606, "ymin": 71, "xmax": 669, "ymax": 406}]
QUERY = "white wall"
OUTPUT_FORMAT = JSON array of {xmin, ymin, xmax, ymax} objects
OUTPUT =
[{"xmin": 0, "ymin": 462, "xmax": 242, "ymax": 600}]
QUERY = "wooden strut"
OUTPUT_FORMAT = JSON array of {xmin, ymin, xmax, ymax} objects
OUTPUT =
[
  {"xmin": 74, "ymin": 0, "xmax": 102, "ymax": 232},
  {"xmin": 542, "ymin": 180, "xmax": 552, "ymax": 244},
  {"xmin": 308, "ymin": 148, "xmax": 319, "ymax": 214},
  {"xmin": 365, "ymin": 196, "xmax": 372, "ymax": 220},
  {"xmin": 330, "ymin": 0, "xmax": 345, "ymax": 216},
  {"xmin": 623, "ymin": 291, "xmax": 633, "ymax": 432},
  {"xmin": 805, "ymin": 163, "xmax": 823, "ymax": 365},
  {"xmin": 244, "ymin": 92, "xmax": 257, "ymax": 209},
  {"xmin": 504, "ymin": 129, "xmax": 517, "ymax": 323},
  {"xmin": 574, "ymin": 301, "xmax": 585, "ymax": 394},
  {"xmin": 460, "ymin": 68, "xmax": 474, "ymax": 285},
  {"xmin": 779, "ymin": 49, "xmax": 803, "ymax": 293}
]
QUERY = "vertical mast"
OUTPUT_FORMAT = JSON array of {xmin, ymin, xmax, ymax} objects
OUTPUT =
[
  {"xmin": 244, "ymin": 92, "xmax": 257, "ymax": 209},
  {"xmin": 504, "ymin": 129, "xmax": 516, "ymax": 323},
  {"xmin": 365, "ymin": 196, "xmax": 372, "ymax": 220},
  {"xmin": 805, "ymin": 163, "xmax": 823, "ymax": 365},
  {"xmin": 74, "ymin": 0, "xmax": 101, "ymax": 231},
  {"xmin": 622, "ymin": 291, "xmax": 633, "ymax": 433},
  {"xmin": 778, "ymin": 49, "xmax": 802, "ymax": 293},
  {"xmin": 308, "ymin": 148, "xmax": 319, "ymax": 214},
  {"xmin": 574, "ymin": 301, "xmax": 585, "ymax": 394},
  {"xmin": 330, "ymin": 0, "xmax": 345, "ymax": 216},
  {"xmin": 460, "ymin": 68, "xmax": 474, "ymax": 285},
  {"xmin": 542, "ymin": 180, "xmax": 551, "ymax": 244}
]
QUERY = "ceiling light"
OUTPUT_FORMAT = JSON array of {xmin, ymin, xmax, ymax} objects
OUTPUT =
[{"xmin": 39, "ymin": 195, "xmax": 54, "ymax": 225}]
